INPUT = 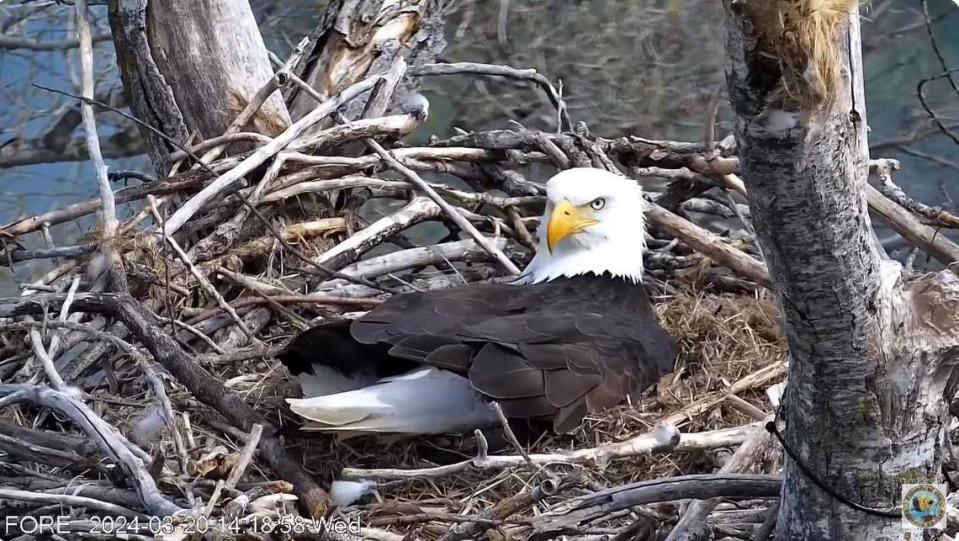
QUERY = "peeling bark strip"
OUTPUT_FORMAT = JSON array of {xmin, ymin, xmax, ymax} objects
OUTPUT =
[
  {"xmin": 288, "ymin": 0, "xmax": 446, "ymax": 124},
  {"xmin": 724, "ymin": 1, "xmax": 959, "ymax": 539}
]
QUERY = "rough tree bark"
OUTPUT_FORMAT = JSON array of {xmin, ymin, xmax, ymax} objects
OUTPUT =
[
  {"xmin": 101, "ymin": 0, "xmax": 450, "ymax": 517},
  {"xmin": 724, "ymin": 1, "xmax": 959, "ymax": 539},
  {"xmin": 108, "ymin": 0, "xmax": 290, "ymax": 177},
  {"xmin": 104, "ymin": 0, "xmax": 326, "ymax": 514},
  {"xmin": 145, "ymin": 0, "xmax": 290, "ymax": 136},
  {"xmin": 288, "ymin": 0, "xmax": 446, "ymax": 123},
  {"xmin": 108, "ymin": 0, "xmax": 189, "ymax": 177}
]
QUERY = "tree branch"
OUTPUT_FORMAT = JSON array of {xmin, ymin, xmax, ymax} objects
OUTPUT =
[
  {"xmin": 0, "ymin": 384, "xmax": 182, "ymax": 516},
  {"xmin": 0, "ymin": 32, "xmax": 112, "ymax": 51},
  {"xmin": 0, "ymin": 291, "xmax": 332, "ymax": 516}
]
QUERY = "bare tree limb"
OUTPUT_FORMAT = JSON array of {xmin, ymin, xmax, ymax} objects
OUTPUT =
[
  {"xmin": 0, "ymin": 384, "xmax": 182, "ymax": 516},
  {"xmin": 75, "ymin": 0, "xmax": 118, "ymax": 240},
  {"xmin": 0, "ymin": 488, "xmax": 137, "ymax": 516},
  {"xmin": 0, "ymin": 292, "xmax": 332, "ymax": 516},
  {"xmin": 647, "ymin": 205, "xmax": 771, "ymax": 288},
  {"xmin": 341, "ymin": 423, "xmax": 754, "ymax": 480},
  {"xmin": 665, "ymin": 421, "xmax": 772, "ymax": 541},
  {"xmin": 0, "ymin": 128, "xmax": 145, "ymax": 168},
  {"xmin": 0, "ymin": 32, "xmax": 112, "ymax": 51},
  {"xmin": 409, "ymin": 62, "xmax": 571, "ymax": 131},
  {"xmin": 365, "ymin": 138, "xmax": 521, "ymax": 275},
  {"xmin": 530, "ymin": 474, "xmax": 781, "ymax": 535},
  {"xmin": 162, "ymin": 74, "xmax": 383, "ymax": 235}
]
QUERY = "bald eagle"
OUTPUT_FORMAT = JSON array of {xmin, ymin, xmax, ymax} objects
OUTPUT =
[{"xmin": 279, "ymin": 168, "xmax": 678, "ymax": 435}]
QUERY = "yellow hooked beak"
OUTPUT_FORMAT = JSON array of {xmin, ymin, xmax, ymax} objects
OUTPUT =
[{"xmin": 546, "ymin": 199, "xmax": 598, "ymax": 253}]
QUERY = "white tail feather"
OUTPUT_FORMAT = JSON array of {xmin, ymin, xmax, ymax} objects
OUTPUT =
[{"xmin": 287, "ymin": 367, "xmax": 498, "ymax": 435}]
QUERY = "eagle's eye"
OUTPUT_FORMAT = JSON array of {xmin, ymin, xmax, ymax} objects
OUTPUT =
[{"xmin": 590, "ymin": 197, "xmax": 606, "ymax": 211}]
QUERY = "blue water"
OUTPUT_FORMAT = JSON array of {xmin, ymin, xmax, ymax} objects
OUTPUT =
[{"xmin": 0, "ymin": 1, "xmax": 957, "ymax": 293}]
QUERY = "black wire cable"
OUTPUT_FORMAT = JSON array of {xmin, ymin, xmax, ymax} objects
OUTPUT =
[{"xmin": 765, "ymin": 422, "xmax": 902, "ymax": 518}]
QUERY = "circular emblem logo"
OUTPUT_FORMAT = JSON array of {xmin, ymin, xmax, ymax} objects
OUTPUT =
[{"xmin": 902, "ymin": 484, "xmax": 946, "ymax": 529}]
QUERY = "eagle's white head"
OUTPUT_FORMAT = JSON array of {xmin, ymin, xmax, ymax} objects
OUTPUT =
[{"xmin": 520, "ymin": 168, "xmax": 647, "ymax": 284}]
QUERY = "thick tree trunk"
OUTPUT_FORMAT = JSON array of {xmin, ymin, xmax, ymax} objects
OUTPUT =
[
  {"xmin": 108, "ymin": 0, "xmax": 189, "ymax": 177},
  {"xmin": 724, "ymin": 2, "xmax": 959, "ymax": 539},
  {"xmin": 288, "ymin": 0, "xmax": 446, "ymax": 123},
  {"xmin": 146, "ymin": 0, "xmax": 290, "ymax": 137},
  {"xmin": 109, "ymin": 0, "xmax": 290, "ymax": 176}
]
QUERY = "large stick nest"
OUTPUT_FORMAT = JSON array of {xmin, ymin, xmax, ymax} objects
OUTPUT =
[{"xmin": 0, "ymin": 23, "xmax": 788, "ymax": 541}]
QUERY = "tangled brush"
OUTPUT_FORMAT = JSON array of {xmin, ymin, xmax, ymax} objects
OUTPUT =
[{"xmin": 745, "ymin": 0, "xmax": 859, "ymax": 112}]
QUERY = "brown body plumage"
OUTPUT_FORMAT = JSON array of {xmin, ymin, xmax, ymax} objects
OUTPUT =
[
  {"xmin": 279, "ymin": 168, "xmax": 678, "ymax": 435},
  {"xmin": 281, "ymin": 273, "xmax": 677, "ymax": 434}
]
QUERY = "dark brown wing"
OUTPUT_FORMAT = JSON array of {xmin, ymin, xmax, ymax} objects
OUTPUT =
[{"xmin": 350, "ymin": 273, "xmax": 678, "ymax": 433}]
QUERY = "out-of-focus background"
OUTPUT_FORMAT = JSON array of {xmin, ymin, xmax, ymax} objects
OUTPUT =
[{"xmin": 1, "ymin": 0, "xmax": 957, "ymax": 294}]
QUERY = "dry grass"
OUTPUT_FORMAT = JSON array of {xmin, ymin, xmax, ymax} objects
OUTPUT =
[
  {"xmin": 0, "ymin": 122, "xmax": 789, "ymax": 533},
  {"xmin": 0, "ymin": 256, "xmax": 786, "ymax": 538},
  {"xmin": 236, "ymin": 286, "xmax": 787, "ymax": 538},
  {"xmin": 746, "ymin": 0, "xmax": 859, "ymax": 112}
]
